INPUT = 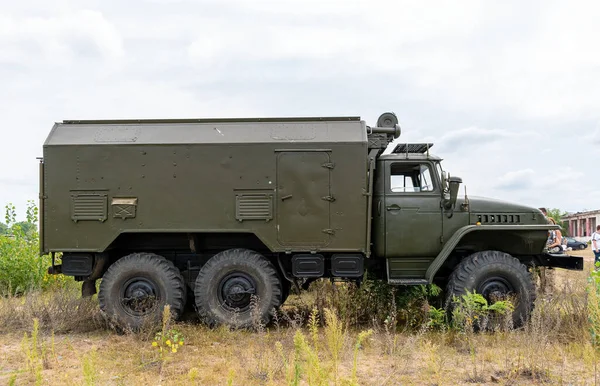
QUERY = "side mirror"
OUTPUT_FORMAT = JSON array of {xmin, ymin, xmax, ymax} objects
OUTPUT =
[{"xmin": 445, "ymin": 176, "xmax": 462, "ymax": 209}]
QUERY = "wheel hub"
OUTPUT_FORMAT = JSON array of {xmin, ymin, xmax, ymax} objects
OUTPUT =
[
  {"xmin": 219, "ymin": 273, "xmax": 256, "ymax": 311},
  {"xmin": 479, "ymin": 277, "xmax": 513, "ymax": 303},
  {"xmin": 122, "ymin": 278, "xmax": 159, "ymax": 316}
]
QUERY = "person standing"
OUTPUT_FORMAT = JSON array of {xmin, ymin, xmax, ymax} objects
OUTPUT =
[
  {"xmin": 546, "ymin": 217, "xmax": 563, "ymax": 253},
  {"xmin": 592, "ymin": 225, "xmax": 600, "ymax": 268},
  {"xmin": 538, "ymin": 216, "xmax": 561, "ymax": 293}
]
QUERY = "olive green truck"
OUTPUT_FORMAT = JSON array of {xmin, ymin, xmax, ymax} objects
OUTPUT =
[{"xmin": 40, "ymin": 112, "xmax": 583, "ymax": 329}]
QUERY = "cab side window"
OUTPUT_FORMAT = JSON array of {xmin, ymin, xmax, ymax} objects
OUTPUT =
[{"xmin": 390, "ymin": 163, "xmax": 435, "ymax": 193}]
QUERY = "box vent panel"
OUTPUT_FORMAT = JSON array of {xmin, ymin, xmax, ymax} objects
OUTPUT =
[
  {"xmin": 71, "ymin": 191, "xmax": 108, "ymax": 222},
  {"xmin": 236, "ymin": 192, "xmax": 273, "ymax": 221}
]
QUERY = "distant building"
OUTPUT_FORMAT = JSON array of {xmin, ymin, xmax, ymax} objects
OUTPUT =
[{"xmin": 562, "ymin": 209, "xmax": 599, "ymax": 240}]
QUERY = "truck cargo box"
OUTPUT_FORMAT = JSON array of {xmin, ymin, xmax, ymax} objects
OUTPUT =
[{"xmin": 41, "ymin": 117, "xmax": 370, "ymax": 255}]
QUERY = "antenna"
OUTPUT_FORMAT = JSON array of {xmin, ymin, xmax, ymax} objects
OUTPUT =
[{"xmin": 463, "ymin": 185, "xmax": 470, "ymax": 211}]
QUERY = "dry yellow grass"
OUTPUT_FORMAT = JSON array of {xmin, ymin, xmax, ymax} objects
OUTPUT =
[
  {"xmin": 0, "ymin": 247, "xmax": 597, "ymax": 385},
  {"xmin": 1, "ymin": 322, "xmax": 597, "ymax": 385}
]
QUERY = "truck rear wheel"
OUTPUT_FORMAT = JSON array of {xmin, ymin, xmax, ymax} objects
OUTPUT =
[
  {"xmin": 446, "ymin": 250, "xmax": 535, "ymax": 328},
  {"xmin": 98, "ymin": 252, "xmax": 186, "ymax": 331},
  {"xmin": 194, "ymin": 248, "xmax": 282, "ymax": 328}
]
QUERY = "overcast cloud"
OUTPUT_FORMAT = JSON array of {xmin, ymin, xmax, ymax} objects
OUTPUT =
[{"xmin": 1, "ymin": 0, "xmax": 599, "ymax": 220}]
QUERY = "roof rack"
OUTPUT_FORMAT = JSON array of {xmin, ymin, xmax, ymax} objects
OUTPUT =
[{"xmin": 392, "ymin": 143, "xmax": 434, "ymax": 154}]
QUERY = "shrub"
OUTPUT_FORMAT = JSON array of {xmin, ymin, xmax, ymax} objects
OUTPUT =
[
  {"xmin": 296, "ymin": 274, "xmax": 442, "ymax": 331},
  {"xmin": 0, "ymin": 287, "xmax": 103, "ymax": 334},
  {"xmin": 450, "ymin": 290, "xmax": 514, "ymax": 332},
  {"xmin": 0, "ymin": 202, "xmax": 72, "ymax": 296},
  {"xmin": 588, "ymin": 262, "xmax": 600, "ymax": 349}
]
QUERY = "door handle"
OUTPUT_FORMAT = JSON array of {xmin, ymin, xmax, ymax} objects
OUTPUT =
[
  {"xmin": 386, "ymin": 205, "xmax": 401, "ymax": 211},
  {"xmin": 281, "ymin": 194, "xmax": 293, "ymax": 201}
]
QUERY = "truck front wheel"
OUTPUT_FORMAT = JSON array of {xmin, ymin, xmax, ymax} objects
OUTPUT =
[
  {"xmin": 446, "ymin": 250, "xmax": 536, "ymax": 328},
  {"xmin": 194, "ymin": 248, "xmax": 282, "ymax": 328},
  {"xmin": 98, "ymin": 252, "xmax": 186, "ymax": 331}
]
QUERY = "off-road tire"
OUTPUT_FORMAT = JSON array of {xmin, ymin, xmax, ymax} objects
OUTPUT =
[
  {"xmin": 98, "ymin": 252, "xmax": 186, "ymax": 331},
  {"xmin": 194, "ymin": 248, "xmax": 282, "ymax": 328},
  {"xmin": 446, "ymin": 250, "xmax": 535, "ymax": 328}
]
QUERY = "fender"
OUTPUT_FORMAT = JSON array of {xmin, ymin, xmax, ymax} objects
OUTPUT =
[{"xmin": 425, "ymin": 224, "xmax": 558, "ymax": 283}]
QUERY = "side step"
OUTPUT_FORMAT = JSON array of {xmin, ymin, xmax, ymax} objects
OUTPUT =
[{"xmin": 388, "ymin": 278, "xmax": 429, "ymax": 285}]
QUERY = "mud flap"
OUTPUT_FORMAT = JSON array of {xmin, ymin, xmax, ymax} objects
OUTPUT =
[{"xmin": 82, "ymin": 280, "xmax": 97, "ymax": 297}]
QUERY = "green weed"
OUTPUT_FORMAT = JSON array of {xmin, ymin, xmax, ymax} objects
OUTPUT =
[
  {"xmin": 153, "ymin": 305, "xmax": 185, "ymax": 359},
  {"xmin": 450, "ymin": 290, "xmax": 514, "ymax": 382},
  {"xmin": 324, "ymin": 308, "xmax": 345, "ymax": 383},
  {"xmin": 588, "ymin": 262, "xmax": 600, "ymax": 349},
  {"xmin": 294, "ymin": 328, "xmax": 328, "ymax": 386},
  {"xmin": 451, "ymin": 290, "xmax": 514, "ymax": 332},
  {"xmin": 21, "ymin": 318, "xmax": 45, "ymax": 385},
  {"xmin": 350, "ymin": 329, "xmax": 374, "ymax": 385},
  {"xmin": 82, "ymin": 349, "xmax": 98, "ymax": 385}
]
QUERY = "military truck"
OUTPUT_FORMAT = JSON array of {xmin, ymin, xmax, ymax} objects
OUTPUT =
[{"xmin": 40, "ymin": 112, "xmax": 582, "ymax": 329}]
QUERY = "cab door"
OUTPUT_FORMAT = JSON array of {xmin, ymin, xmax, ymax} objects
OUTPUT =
[{"xmin": 384, "ymin": 161, "xmax": 443, "ymax": 278}]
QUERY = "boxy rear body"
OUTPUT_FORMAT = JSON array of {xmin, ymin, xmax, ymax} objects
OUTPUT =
[{"xmin": 41, "ymin": 118, "xmax": 372, "ymax": 278}]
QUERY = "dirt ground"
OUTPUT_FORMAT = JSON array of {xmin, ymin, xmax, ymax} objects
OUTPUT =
[
  {"xmin": 569, "ymin": 245, "xmax": 595, "ymax": 263},
  {"xmin": 0, "ymin": 248, "xmax": 597, "ymax": 385}
]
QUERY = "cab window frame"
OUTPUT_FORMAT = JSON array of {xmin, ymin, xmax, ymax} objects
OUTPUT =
[{"xmin": 387, "ymin": 161, "xmax": 439, "ymax": 195}]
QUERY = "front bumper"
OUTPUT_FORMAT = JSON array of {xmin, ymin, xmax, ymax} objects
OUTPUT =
[{"xmin": 539, "ymin": 253, "xmax": 584, "ymax": 271}]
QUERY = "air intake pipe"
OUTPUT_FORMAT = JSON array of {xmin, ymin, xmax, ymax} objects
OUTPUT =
[
  {"xmin": 367, "ymin": 112, "xmax": 401, "ymax": 139},
  {"xmin": 370, "ymin": 126, "xmax": 401, "ymax": 138}
]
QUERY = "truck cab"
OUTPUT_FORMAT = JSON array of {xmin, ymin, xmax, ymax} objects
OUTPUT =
[
  {"xmin": 372, "ymin": 145, "xmax": 467, "ymax": 283},
  {"xmin": 369, "ymin": 139, "xmax": 579, "ymax": 289}
]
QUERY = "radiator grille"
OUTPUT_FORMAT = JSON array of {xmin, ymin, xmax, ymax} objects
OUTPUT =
[
  {"xmin": 236, "ymin": 193, "xmax": 273, "ymax": 221},
  {"xmin": 71, "ymin": 191, "xmax": 108, "ymax": 222},
  {"xmin": 477, "ymin": 214, "xmax": 521, "ymax": 224}
]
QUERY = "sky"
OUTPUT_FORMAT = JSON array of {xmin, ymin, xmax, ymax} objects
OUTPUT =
[{"xmin": 1, "ymin": 0, "xmax": 599, "ymax": 221}]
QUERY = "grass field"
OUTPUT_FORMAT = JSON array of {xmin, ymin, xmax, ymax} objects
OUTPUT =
[{"xmin": 0, "ymin": 248, "xmax": 598, "ymax": 385}]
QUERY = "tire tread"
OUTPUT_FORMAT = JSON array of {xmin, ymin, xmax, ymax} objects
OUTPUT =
[
  {"xmin": 194, "ymin": 248, "xmax": 281, "ymax": 327},
  {"xmin": 98, "ymin": 252, "xmax": 186, "ymax": 329},
  {"xmin": 445, "ymin": 250, "xmax": 536, "ymax": 327}
]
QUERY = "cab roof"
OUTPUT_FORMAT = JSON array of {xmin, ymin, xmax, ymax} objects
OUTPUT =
[{"xmin": 379, "ymin": 153, "xmax": 442, "ymax": 162}]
